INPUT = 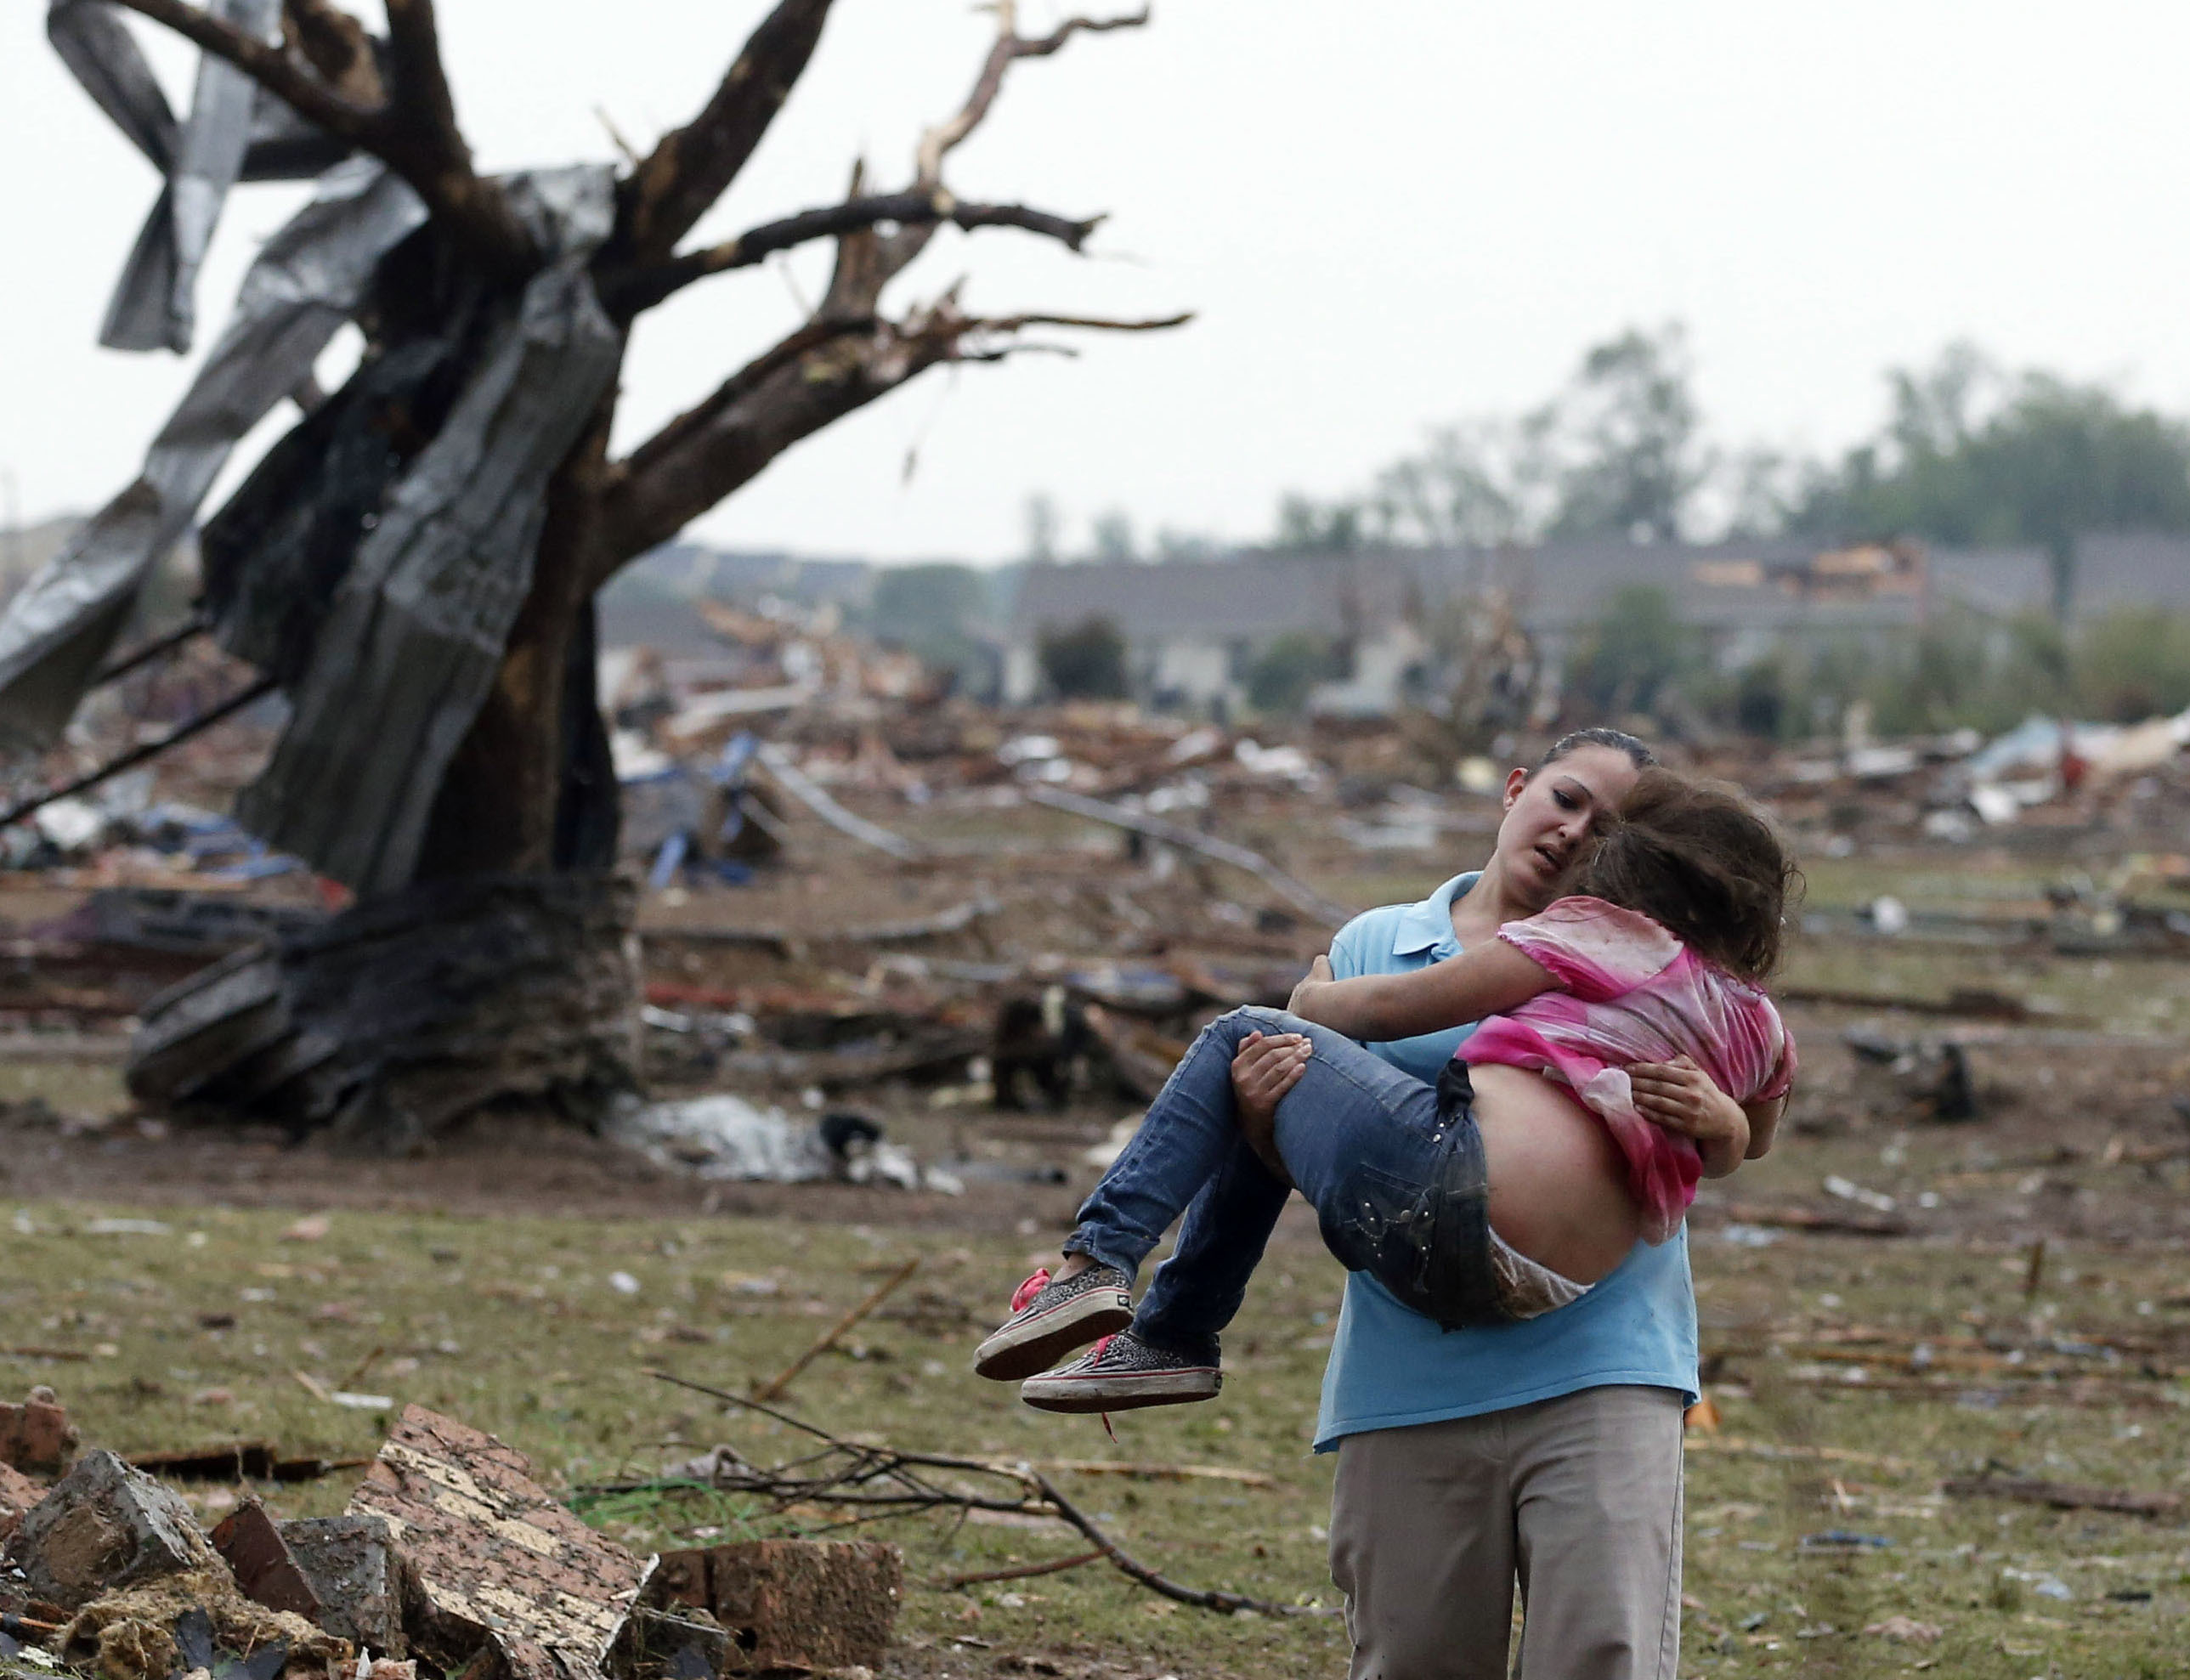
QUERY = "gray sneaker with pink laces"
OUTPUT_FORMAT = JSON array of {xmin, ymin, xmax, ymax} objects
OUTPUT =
[
  {"xmin": 1018, "ymin": 1328, "xmax": 1222, "ymax": 1413},
  {"xmin": 972, "ymin": 1263, "xmax": 1134, "ymax": 1382}
]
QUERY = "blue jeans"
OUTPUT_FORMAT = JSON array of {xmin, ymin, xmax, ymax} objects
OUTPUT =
[{"xmin": 1067, "ymin": 1007, "xmax": 1504, "ymax": 1349}]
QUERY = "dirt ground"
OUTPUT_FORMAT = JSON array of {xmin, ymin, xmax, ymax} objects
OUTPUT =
[{"xmin": 4, "ymin": 785, "xmax": 2189, "ymax": 1678}]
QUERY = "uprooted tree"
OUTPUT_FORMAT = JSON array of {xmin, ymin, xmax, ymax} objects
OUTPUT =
[{"xmin": 4, "ymin": 0, "xmax": 1180, "ymax": 1146}]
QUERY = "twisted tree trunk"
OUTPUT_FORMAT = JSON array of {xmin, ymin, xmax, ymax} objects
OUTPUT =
[{"xmin": 96, "ymin": 0, "xmax": 1175, "ymax": 1143}]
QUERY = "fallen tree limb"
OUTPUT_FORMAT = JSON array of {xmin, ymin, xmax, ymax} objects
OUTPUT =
[
  {"xmin": 1702, "ymin": 1201, "xmax": 1912, "ymax": 1237},
  {"xmin": 1942, "ymin": 1476, "xmax": 2180, "ymax": 1518},
  {"xmin": 640, "ymin": 1369, "xmax": 1323, "ymax": 1617},
  {"xmin": 1027, "ymin": 785, "xmax": 1353, "ymax": 927},
  {"xmin": 753, "ymin": 1256, "xmax": 919, "ymax": 1403},
  {"xmin": 937, "ymin": 1549, "xmax": 1105, "ymax": 1591},
  {"xmin": 1038, "ymin": 1459, "xmax": 1276, "ymax": 1488}
]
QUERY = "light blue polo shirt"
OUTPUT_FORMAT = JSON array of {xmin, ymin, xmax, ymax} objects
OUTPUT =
[{"xmin": 1312, "ymin": 872, "xmax": 1699, "ymax": 1452}]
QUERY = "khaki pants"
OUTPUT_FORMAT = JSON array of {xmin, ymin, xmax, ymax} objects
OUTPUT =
[{"xmin": 1330, "ymin": 1385, "xmax": 1685, "ymax": 1680}]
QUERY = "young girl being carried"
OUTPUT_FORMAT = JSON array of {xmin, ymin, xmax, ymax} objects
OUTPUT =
[{"xmin": 972, "ymin": 767, "xmax": 1800, "ymax": 1411}]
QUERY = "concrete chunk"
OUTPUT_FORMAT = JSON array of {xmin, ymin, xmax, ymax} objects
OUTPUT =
[
  {"xmin": 280, "ymin": 1513, "xmax": 405, "ymax": 1657},
  {"xmin": 348, "ymin": 1406, "xmax": 648, "ymax": 1678},
  {"xmin": 3, "ymin": 1448, "xmax": 218, "ymax": 1609},
  {"xmin": 652, "ymin": 1540, "xmax": 900, "ymax": 1675}
]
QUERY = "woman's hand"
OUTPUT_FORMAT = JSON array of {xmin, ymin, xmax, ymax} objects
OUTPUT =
[
  {"xmin": 1231, "ymin": 1028, "xmax": 1308, "ymax": 1184},
  {"xmin": 1627, "ymin": 1055, "xmax": 1749, "ymax": 1179},
  {"xmin": 1287, "ymin": 954, "xmax": 1335, "ymax": 1019}
]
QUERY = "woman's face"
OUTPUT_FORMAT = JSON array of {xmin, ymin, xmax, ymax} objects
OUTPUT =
[{"xmin": 1494, "ymin": 743, "xmax": 1643, "ymax": 908}]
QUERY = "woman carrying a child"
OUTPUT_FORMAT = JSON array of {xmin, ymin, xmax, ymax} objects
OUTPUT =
[{"xmin": 977, "ymin": 729, "xmax": 1791, "ymax": 1679}]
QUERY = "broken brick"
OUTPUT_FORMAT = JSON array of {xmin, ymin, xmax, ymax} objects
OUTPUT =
[
  {"xmin": 0, "ymin": 1389, "xmax": 77, "ymax": 1477},
  {"xmin": 209, "ymin": 1500, "xmax": 320, "ymax": 1622},
  {"xmin": 0, "ymin": 1462, "xmax": 46, "ymax": 1543},
  {"xmin": 3, "ymin": 1448, "xmax": 218, "ymax": 1609},
  {"xmin": 280, "ymin": 1513, "xmax": 405, "ymax": 1657},
  {"xmin": 652, "ymin": 1540, "xmax": 901, "ymax": 1675},
  {"xmin": 348, "ymin": 1406, "xmax": 648, "ymax": 1680}
]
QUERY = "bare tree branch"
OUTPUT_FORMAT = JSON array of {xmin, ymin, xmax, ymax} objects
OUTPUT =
[
  {"xmin": 611, "ymin": 314, "xmax": 877, "ymax": 495},
  {"xmin": 604, "ymin": 191, "xmax": 1103, "ymax": 314},
  {"xmin": 594, "ymin": 314, "xmax": 936, "ymax": 585},
  {"xmin": 282, "ymin": 0, "xmax": 382, "ymax": 105},
  {"xmin": 606, "ymin": 0, "xmax": 835, "ymax": 272},
  {"xmin": 965, "ymin": 309, "xmax": 1193, "ymax": 336},
  {"xmin": 844, "ymin": 3, "xmax": 1151, "ymax": 312},
  {"xmin": 114, "ymin": 0, "xmax": 380, "ymax": 147},
  {"xmin": 380, "ymin": 0, "xmax": 467, "ymax": 174},
  {"xmin": 597, "ymin": 303, "xmax": 1186, "ymax": 583},
  {"xmin": 599, "ymin": 6, "xmax": 1175, "ymax": 581},
  {"xmin": 916, "ymin": 6, "xmax": 1151, "ymax": 186},
  {"xmin": 110, "ymin": 0, "xmax": 538, "ymax": 280}
]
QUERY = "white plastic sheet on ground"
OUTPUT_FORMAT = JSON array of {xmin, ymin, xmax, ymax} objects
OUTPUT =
[{"xmin": 605, "ymin": 1094, "xmax": 960, "ymax": 1192}]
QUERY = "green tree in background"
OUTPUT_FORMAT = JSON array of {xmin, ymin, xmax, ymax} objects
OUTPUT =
[
  {"xmin": 1789, "ymin": 344, "xmax": 2190, "ymax": 608},
  {"xmin": 868, "ymin": 563, "xmax": 994, "ymax": 687},
  {"xmin": 1548, "ymin": 324, "xmax": 1710, "ymax": 543},
  {"xmin": 1037, "ymin": 615, "xmax": 1129, "ymax": 699},
  {"xmin": 1565, "ymin": 584, "xmax": 1695, "ymax": 717},
  {"xmin": 1270, "ymin": 493, "xmax": 1364, "ymax": 552},
  {"xmin": 1023, "ymin": 495, "xmax": 1061, "ymax": 563},
  {"xmin": 1287, "ymin": 323, "xmax": 1709, "ymax": 551},
  {"xmin": 1091, "ymin": 509, "xmax": 1139, "ymax": 562},
  {"xmin": 1246, "ymin": 631, "xmax": 1339, "ymax": 715},
  {"xmin": 2076, "ymin": 609, "xmax": 2190, "ymax": 721}
]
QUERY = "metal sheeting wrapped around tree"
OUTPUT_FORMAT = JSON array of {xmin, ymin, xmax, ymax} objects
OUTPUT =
[
  {"xmin": 235, "ymin": 167, "xmax": 624, "ymax": 895},
  {"xmin": 0, "ymin": 158, "xmax": 427, "ymax": 753},
  {"xmin": 48, "ymin": 0, "xmax": 347, "ymax": 354}
]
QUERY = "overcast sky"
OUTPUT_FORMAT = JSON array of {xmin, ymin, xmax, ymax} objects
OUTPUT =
[{"xmin": 6, "ymin": 2, "xmax": 2190, "ymax": 564}]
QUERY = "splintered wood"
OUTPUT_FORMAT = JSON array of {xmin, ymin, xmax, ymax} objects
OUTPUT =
[{"xmin": 348, "ymin": 1406, "xmax": 652, "ymax": 1680}]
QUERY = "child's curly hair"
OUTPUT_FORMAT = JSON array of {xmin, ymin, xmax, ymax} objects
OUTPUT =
[{"xmin": 1565, "ymin": 768, "xmax": 1802, "ymax": 981}]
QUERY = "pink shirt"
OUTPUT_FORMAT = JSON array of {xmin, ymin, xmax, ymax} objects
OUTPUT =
[{"xmin": 1466, "ymin": 897, "xmax": 1797, "ymax": 1243}]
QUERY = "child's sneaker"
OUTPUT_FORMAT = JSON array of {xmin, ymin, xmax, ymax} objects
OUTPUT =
[
  {"xmin": 1018, "ymin": 1329, "xmax": 1221, "ymax": 1413},
  {"xmin": 972, "ymin": 1263, "xmax": 1134, "ymax": 1381}
]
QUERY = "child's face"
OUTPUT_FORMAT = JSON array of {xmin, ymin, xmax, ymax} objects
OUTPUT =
[{"xmin": 1497, "ymin": 744, "xmax": 1640, "ymax": 906}]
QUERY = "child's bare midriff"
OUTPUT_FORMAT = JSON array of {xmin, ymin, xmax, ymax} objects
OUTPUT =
[{"xmin": 1468, "ymin": 1061, "xmax": 1642, "ymax": 1284}]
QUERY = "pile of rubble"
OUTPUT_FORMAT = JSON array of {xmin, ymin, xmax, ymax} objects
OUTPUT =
[{"xmin": 0, "ymin": 1392, "xmax": 898, "ymax": 1680}]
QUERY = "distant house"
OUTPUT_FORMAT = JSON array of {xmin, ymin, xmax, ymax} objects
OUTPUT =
[
  {"xmin": 2068, "ymin": 534, "xmax": 2190, "ymax": 623},
  {"xmin": 1508, "ymin": 537, "xmax": 2054, "ymax": 672},
  {"xmin": 1004, "ymin": 550, "xmax": 1478, "ymax": 714},
  {"xmin": 1004, "ymin": 540, "xmax": 2059, "ymax": 715}
]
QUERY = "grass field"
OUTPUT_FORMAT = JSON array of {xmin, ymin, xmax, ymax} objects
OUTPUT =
[{"xmin": 5, "ymin": 1171, "xmax": 2186, "ymax": 1678}]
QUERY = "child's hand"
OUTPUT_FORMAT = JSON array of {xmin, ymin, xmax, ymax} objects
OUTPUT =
[
  {"xmin": 1627, "ymin": 1054, "xmax": 1749, "ymax": 1178},
  {"xmin": 1231, "ymin": 1029, "xmax": 1308, "ymax": 1185},
  {"xmin": 1287, "ymin": 954, "xmax": 1336, "ymax": 1017}
]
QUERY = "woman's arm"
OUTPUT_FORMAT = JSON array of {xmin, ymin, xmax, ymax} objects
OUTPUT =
[{"xmin": 1287, "ymin": 940, "xmax": 1555, "ymax": 1042}]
